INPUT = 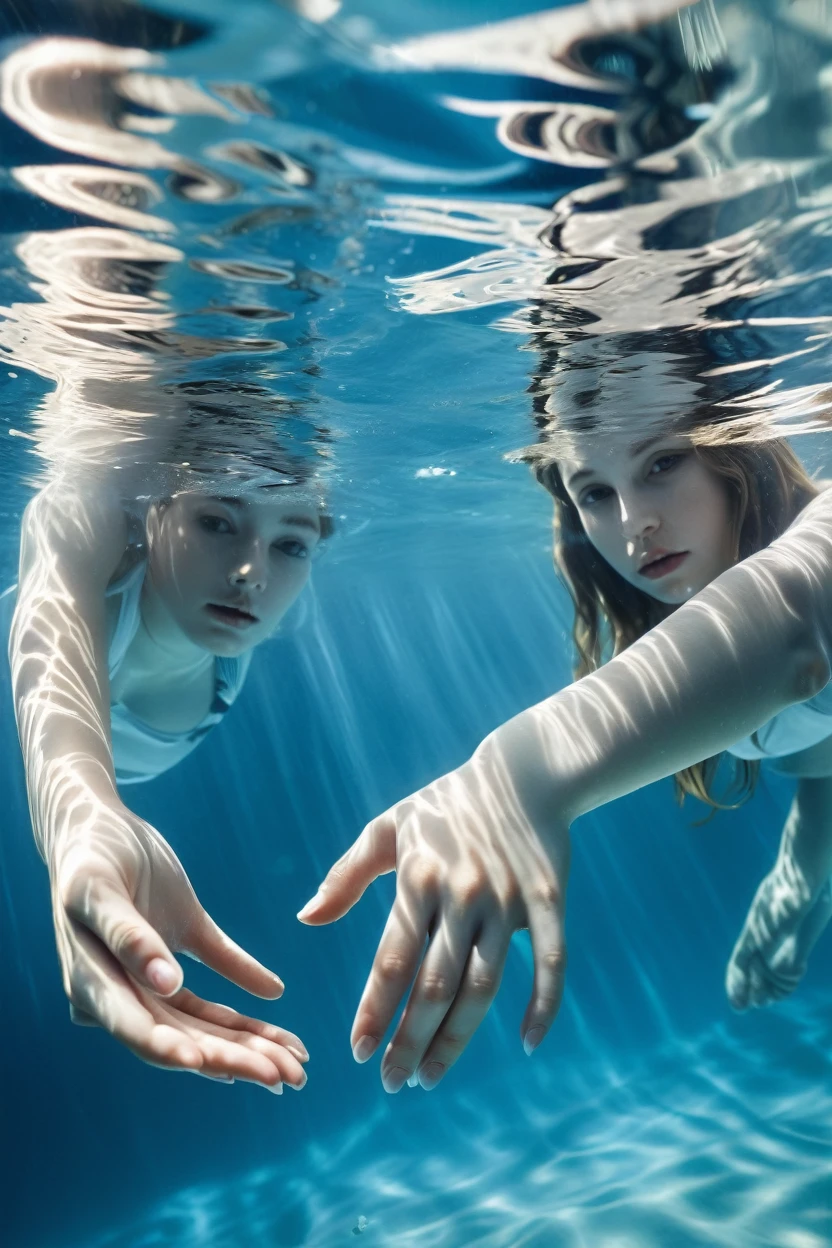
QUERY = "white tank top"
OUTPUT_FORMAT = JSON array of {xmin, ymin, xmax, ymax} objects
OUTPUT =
[
  {"xmin": 106, "ymin": 557, "xmax": 251, "ymax": 785},
  {"xmin": 726, "ymin": 681, "xmax": 832, "ymax": 760}
]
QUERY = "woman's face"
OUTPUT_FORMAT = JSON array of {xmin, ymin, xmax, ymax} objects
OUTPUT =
[
  {"xmin": 559, "ymin": 435, "xmax": 737, "ymax": 604},
  {"xmin": 146, "ymin": 491, "xmax": 321, "ymax": 655}
]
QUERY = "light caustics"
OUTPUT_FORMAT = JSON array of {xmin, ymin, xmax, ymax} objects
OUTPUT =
[{"xmin": 84, "ymin": 997, "xmax": 832, "ymax": 1247}]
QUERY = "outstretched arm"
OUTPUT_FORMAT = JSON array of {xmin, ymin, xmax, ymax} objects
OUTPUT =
[
  {"xmin": 12, "ymin": 484, "xmax": 308, "ymax": 1089},
  {"xmin": 490, "ymin": 485, "xmax": 832, "ymax": 826},
  {"xmin": 300, "ymin": 486, "xmax": 832, "ymax": 1091}
]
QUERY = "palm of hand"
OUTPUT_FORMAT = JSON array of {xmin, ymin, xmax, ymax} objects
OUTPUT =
[{"xmin": 52, "ymin": 803, "xmax": 308, "ymax": 1088}]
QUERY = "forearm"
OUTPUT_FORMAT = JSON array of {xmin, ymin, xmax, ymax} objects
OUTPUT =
[
  {"xmin": 777, "ymin": 776, "xmax": 832, "ymax": 897},
  {"xmin": 489, "ymin": 490, "xmax": 832, "ymax": 825},
  {"xmin": 11, "ymin": 546, "xmax": 121, "ymax": 871}
]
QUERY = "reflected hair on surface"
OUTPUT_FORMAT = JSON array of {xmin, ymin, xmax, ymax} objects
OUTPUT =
[{"xmin": 141, "ymin": 377, "xmax": 336, "ymax": 538}]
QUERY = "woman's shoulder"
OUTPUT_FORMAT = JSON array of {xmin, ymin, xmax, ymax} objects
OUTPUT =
[
  {"xmin": 784, "ymin": 478, "xmax": 832, "ymax": 533},
  {"xmin": 21, "ymin": 477, "xmax": 139, "ymax": 591},
  {"xmin": 24, "ymin": 477, "xmax": 127, "ymax": 549}
]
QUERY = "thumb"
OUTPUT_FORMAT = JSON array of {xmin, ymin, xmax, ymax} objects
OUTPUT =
[
  {"xmin": 67, "ymin": 877, "xmax": 183, "ymax": 997},
  {"xmin": 297, "ymin": 813, "xmax": 397, "ymax": 925}
]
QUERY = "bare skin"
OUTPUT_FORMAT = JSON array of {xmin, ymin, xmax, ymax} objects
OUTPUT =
[
  {"xmin": 300, "ymin": 442, "xmax": 832, "ymax": 1092},
  {"xmin": 11, "ymin": 480, "xmax": 319, "ymax": 1087},
  {"xmin": 727, "ymin": 737, "xmax": 832, "ymax": 1010}
]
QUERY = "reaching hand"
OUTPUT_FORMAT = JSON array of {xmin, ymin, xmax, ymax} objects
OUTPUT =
[
  {"xmin": 51, "ymin": 799, "xmax": 308, "ymax": 1090},
  {"xmin": 298, "ymin": 734, "xmax": 571, "ymax": 1093}
]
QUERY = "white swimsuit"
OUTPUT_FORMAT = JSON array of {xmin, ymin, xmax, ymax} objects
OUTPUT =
[
  {"xmin": 106, "ymin": 558, "xmax": 251, "ymax": 785},
  {"xmin": 726, "ymin": 682, "xmax": 832, "ymax": 761}
]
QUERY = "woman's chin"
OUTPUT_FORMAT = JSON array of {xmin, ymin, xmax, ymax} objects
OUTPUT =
[
  {"xmin": 187, "ymin": 619, "xmax": 259, "ymax": 657},
  {"xmin": 209, "ymin": 633, "xmax": 258, "ymax": 657}
]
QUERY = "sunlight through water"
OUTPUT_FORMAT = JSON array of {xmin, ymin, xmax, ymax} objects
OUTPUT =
[{"xmin": 1, "ymin": 2, "xmax": 832, "ymax": 1246}]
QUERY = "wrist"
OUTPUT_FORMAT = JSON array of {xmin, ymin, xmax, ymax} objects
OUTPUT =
[
  {"xmin": 477, "ymin": 702, "xmax": 585, "ymax": 832},
  {"xmin": 42, "ymin": 783, "xmax": 128, "ymax": 877}
]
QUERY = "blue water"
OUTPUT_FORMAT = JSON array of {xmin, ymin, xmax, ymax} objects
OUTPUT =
[{"xmin": 1, "ymin": 1, "xmax": 831, "ymax": 1245}]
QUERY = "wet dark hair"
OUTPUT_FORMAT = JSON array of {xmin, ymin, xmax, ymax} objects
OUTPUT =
[{"xmin": 157, "ymin": 377, "xmax": 335, "ymax": 536}]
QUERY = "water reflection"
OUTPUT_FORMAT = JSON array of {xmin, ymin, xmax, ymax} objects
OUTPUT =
[{"xmin": 381, "ymin": 0, "xmax": 832, "ymax": 438}]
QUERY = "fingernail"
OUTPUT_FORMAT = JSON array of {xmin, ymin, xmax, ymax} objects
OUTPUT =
[
  {"xmin": 407, "ymin": 1073, "xmax": 419, "ymax": 1088},
  {"xmin": 352, "ymin": 1035, "xmax": 376, "ymax": 1064},
  {"xmin": 381, "ymin": 1066, "xmax": 408, "ymax": 1094},
  {"xmin": 297, "ymin": 890, "xmax": 323, "ymax": 921},
  {"xmin": 418, "ymin": 1062, "xmax": 445, "ymax": 1091},
  {"xmin": 287, "ymin": 1045, "xmax": 309, "ymax": 1063},
  {"xmin": 264, "ymin": 1081, "xmax": 283, "ymax": 1095},
  {"xmin": 289, "ymin": 1070, "xmax": 308, "ymax": 1090},
  {"xmin": 523, "ymin": 1026, "xmax": 545, "ymax": 1056},
  {"xmin": 147, "ymin": 957, "xmax": 180, "ymax": 995}
]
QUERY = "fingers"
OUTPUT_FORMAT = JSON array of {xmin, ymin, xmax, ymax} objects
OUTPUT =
[
  {"xmin": 173, "ymin": 988, "xmax": 309, "ymax": 1062},
  {"xmin": 171, "ymin": 988, "xmax": 309, "ymax": 1085},
  {"xmin": 378, "ymin": 911, "xmax": 479, "ymax": 1094},
  {"xmin": 727, "ymin": 879, "xmax": 832, "ymax": 1011},
  {"xmin": 63, "ymin": 876, "xmax": 183, "ymax": 996},
  {"xmin": 349, "ymin": 883, "xmax": 435, "ymax": 1071},
  {"xmin": 159, "ymin": 1023, "xmax": 293, "ymax": 1090},
  {"xmin": 68, "ymin": 925, "xmax": 203, "ymax": 1071},
  {"xmin": 415, "ymin": 921, "xmax": 511, "ymax": 1090},
  {"xmin": 726, "ymin": 940, "xmax": 794, "ymax": 1010},
  {"xmin": 69, "ymin": 931, "xmax": 300, "ymax": 1087},
  {"xmin": 186, "ymin": 912, "xmax": 283, "ymax": 999},
  {"xmin": 519, "ymin": 889, "xmax": 567, "ymax": 1054},
  {"xmin": 298, "ymin": 814, "xmax": 397, "ymax": 925},
  {"xmin": 725, "ymin": 932, "xmax": 755, "ymax": 1010}
]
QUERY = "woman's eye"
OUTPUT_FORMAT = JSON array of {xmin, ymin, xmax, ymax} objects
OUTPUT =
[
  {"xmin": 200, "ymin": 514, "xmax": 233, "ymax": 534},
  {"xmin": 580, "ymin": 485, "xmax": 613, "ymax": 507},
  {"xmin": 649, "ymin": 452, "xmax": 684, "ymax": 476},
  {"xmin": 273, "ymin": 538, "xmax": 309, "ymax": 559}
]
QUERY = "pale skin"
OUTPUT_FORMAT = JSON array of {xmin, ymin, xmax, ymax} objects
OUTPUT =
[
  {"xmin": 11, "ymin": 481, "xmax": 321, "ymax": 1089},
  {"xmin": 299, "ymin": 434, "xmax": 832, "ymax": 1092},
  {"xmin": 728, "ymin": 739, "xmax": 832, "ymax": 1008}
]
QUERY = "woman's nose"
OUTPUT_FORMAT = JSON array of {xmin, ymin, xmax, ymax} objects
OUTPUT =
[
  {"xmin": 619, "ymin": 495, "xmax": 660, "ymax": 544},
  {"xmin": 228, "ymin": 547, "xmax": 267, "ymax": 590}
]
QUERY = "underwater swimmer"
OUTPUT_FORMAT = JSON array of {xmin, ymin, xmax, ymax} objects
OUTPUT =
[
  {"xmin": 10, "ymin": 479, "xmax": 324, "ymax": 1088},
  {"xmin": 300, "ymin": 433, "xmax": 832, "ymax": 1092}
]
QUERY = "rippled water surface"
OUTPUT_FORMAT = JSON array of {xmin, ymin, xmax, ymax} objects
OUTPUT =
[{"xmin": 2, "ymin": 1, "xmax": 832, "ymax": 1245}]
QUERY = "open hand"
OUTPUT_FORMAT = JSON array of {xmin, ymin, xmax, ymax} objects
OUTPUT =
[
  {"xmin": 298, "ymin": 733, "xmax": 571, "ymax": 1092},
  {"xmin": 52, "ymin": 798, "xmax": 308, "ymax": 1090}
]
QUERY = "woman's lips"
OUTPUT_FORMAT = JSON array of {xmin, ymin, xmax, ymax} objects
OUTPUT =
[
  {"xmin": 639, "ymin": 551, "xmax": 689, "ymax": 580},
  {"xmin": 205, "ymin": 603, "xmax": 258, "ymax": 629}
]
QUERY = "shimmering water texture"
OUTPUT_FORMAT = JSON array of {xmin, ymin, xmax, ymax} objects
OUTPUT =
[
  {"xmin": 88, "ymin": 1000, "xmax": 832, "ymax": 1248},
  {"xmin": 377, "ymin": 0, "xmax": 832, "ymax": 452}
]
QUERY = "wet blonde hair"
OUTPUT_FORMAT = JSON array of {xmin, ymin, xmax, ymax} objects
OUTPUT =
[{"xmin": 522, "ymin": 437, "xmax": 820, "ymax": 815}]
